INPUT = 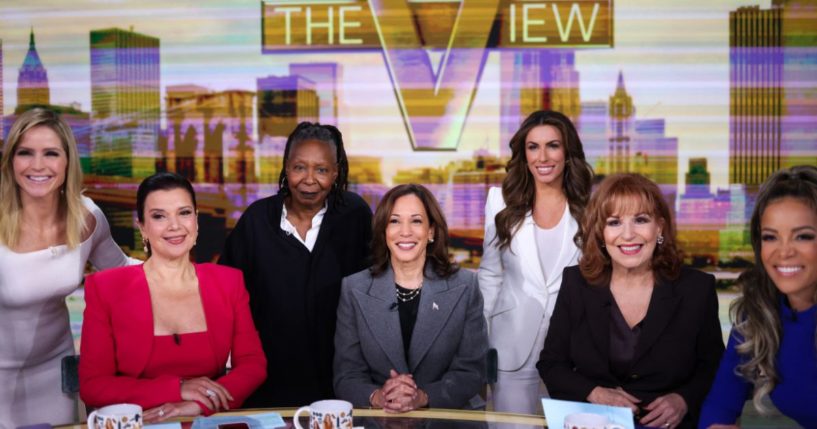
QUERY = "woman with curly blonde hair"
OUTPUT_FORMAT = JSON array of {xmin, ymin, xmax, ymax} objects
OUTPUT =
[{"xmin": 700, "ymin": 165, "xmax": 817, "ymax": 429}]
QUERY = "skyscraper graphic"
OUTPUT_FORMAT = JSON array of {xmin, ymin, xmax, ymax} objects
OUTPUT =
[
  {"xmin": 778, "ymin": 0, "xmax": 817, "ymax": 170},
  {"xmin": 17, "ymin": 28, "xmax": 50, "ymax": 108},
  {"xmin": 578, "ymin": 101, "xmax": 608, "ymax": 169},
  {"xmin": 166, "ymin": 85, "xmax": 255, "ymax": 184},
  {"xmin": 632, "ymin": 118, "xmax": 678, "ymax": 187},
  {"xmin": 90, "ymin": 27, "xmax": 160, "ymax": 179},
  {"xmin": 499, "ymin": 50, "xmax": 580, "ymax": 158},
  {"xmin": 289, "ymin": 63, "xmax": 341, "ymax": 126},
  {"xmin": 677, "ymin": 158, "xmax": 727, "ymax": 265},
  {"xmin": 256, "ymin": 75, "xmax": 319, "ymax": 183},
  {"xmin": 729, "ymin": 5, "xmax": 783, "ymax": 186},
  {"xmin": 608, "ymin": 71, "xmax": 635, "ymax": 175},
  {"xmin": 729, "ymin": 0, "xmax": 817, "ymax": 186}
]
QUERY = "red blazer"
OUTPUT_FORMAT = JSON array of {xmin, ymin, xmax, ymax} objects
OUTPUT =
[{"xmin": 79, "ymin": 263, "xmax": 267, "ymax": 412}]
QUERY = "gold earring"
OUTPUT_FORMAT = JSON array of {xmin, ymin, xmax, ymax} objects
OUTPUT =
[{"xmin": 142, "ymin": 238, "xmax": 149, "ymax": 254}]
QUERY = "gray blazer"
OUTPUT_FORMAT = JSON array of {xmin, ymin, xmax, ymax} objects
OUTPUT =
[{"xmin": 333, "ymin": 266, "xmax": 488, "ymax": 409}]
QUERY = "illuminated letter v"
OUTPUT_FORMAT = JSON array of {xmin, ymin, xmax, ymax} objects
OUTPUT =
[{"xmin": 367, "ymin": 0, "xmax": 501, "ymax": 150}]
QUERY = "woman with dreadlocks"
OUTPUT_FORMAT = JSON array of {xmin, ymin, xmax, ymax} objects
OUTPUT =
[{"xmin": 220, "ymin": 122, "xmax": 373, "ymax": 407}]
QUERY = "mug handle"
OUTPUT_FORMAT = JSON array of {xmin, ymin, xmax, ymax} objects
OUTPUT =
[
  {"xmin": 293, "ymin": 406, "xmax": 311, "ymax": 429},
  {"xmin": 86, "ymin": 410, "xmax": 98, "ymax": 429}
]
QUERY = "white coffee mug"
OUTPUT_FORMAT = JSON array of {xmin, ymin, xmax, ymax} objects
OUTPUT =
[
  {"xmin": 563, "ymin": 412, "xmax": 625, "ymax": 429},
  {"xmin": 293, "ymin": 399, "xmax": 353, "ymax": 429},
  {"xmin": 87, "ymin": 404, "xmax": 143, "ymax": 429}
]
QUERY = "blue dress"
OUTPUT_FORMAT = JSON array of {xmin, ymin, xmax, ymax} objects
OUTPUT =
[{"xmin": 698, "ymin": 300, "xmax": 817, "ymax": 428}]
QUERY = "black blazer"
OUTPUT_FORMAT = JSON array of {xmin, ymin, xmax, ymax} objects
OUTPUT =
[
  {"xmin": 220, "ymin": 191, "xmax": 373, "ymax": 407},
  {"xmin": 537, "ymin": 266, "xmax": 724, "ymax": 428}
]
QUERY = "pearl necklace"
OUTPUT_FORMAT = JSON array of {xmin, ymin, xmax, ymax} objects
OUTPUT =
[{"xmin": 395, "ymin": 282, "xmax": 423, "ymax": 303}]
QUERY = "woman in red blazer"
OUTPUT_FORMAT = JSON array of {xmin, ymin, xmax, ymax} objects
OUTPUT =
[{"xmin": 79, "ymin": 173, "xmax": 266, "ymax": 422}]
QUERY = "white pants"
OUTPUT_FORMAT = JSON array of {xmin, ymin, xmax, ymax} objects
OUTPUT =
[{"xmin": 490, "ymin": 318, "xmax": 549, "ymax": 415}]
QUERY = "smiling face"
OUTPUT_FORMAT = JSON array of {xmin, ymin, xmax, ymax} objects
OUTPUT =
[
  {"xmin": 603, "ymin": 198, "xmax": 663, "ymax": 274},
  {"xmin": 386, "ymin": 194, "xmax": 434, "ymax": 268},
  {"xmin": 138, "ymin": 188, "xmax": 198, "ymax": 261},
  {"xmin": 760, "ymin": 197, "xmax": 817, "ymax": 311},
  {"xmin": 285, "ymin": 139, "xmax": 338, "ymax": 211},
  {"xmin": 525, "ymin": 125, "xmax": 566, "ymax": 189},
  {"xmin": 12, "ymin": 125, "xmax": 68, "ymax": 203}
]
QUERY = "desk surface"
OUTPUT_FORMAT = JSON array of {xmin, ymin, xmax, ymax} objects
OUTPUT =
[{"xmin": 59, "ymin": 408, "xmax": 546, "ymax": 429}]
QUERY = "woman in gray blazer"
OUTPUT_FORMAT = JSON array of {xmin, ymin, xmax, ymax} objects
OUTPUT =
[{"xmin": 334, "ymin": 184, "xmax": 488, "ymax": 412}]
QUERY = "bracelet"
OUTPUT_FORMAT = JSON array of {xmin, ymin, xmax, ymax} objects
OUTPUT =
[{"xmin": 369, "ymin": 389, "xmax": 380, "ymax": 407}]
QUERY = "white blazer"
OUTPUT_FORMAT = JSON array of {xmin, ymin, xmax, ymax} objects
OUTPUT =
[{"xmin": 478, "ymin": 187, "xmax": 580, "ymax": 372}]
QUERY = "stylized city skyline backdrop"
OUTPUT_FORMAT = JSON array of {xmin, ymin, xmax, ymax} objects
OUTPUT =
[{"xmin": 1, "ymin": 0, "xmax": 816, "ymax": 273}]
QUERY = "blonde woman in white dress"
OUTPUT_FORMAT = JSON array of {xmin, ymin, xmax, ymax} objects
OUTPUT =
[{"xmin": 0, "ymin": 108, "xmax": 136, "ymax": 428}]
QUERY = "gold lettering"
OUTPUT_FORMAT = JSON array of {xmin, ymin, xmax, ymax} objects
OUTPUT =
[
  {"xmin": 339, "ymin": 6, "xmax": 363, "ymax": 45},
  {"xmin": 306, "ymin": 6, "xmax": 333, "ymax": 45},
  {"xmin": 509, "ymin": 4, "xmax": 516, "ymax": 43},
  {"xmin": 273, "ymin": 6, "xmax": 302, "ymax": 45},
  {"xmin": 522, "ymin": 4, "xmax": 547, "ymax": 43},
  {"xmin": 552, "ymin": 2, "xmax": 600, "ymax": 42}
]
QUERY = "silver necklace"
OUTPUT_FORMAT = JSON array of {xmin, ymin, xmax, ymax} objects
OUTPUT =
[{"xmin": 395, "ymin": 282, "xmax": 423, "ymax": 303}]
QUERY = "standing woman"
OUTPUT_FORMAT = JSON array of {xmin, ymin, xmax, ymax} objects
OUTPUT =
[
  {"xmin": 699, "ymin": 165, "xmax": 817, "ymax": 429},
  {"xmin": 220, "ymin": 122, "xmax": 373, "ymax": 407},
  {"xmin": 0, "ymin": 108, "xmax": 135, "ymax": 428},
  {"xmin": 478, "ymin": 110, "xmax": 593, "ymax": 414}
]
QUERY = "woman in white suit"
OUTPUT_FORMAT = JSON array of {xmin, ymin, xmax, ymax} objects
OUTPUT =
[{"xmin": 479, "ymin": 110, "xmax": 593, "ymax": 414}]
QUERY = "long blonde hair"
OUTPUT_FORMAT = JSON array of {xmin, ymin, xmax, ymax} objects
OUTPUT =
[
  {"xmin": 0, "ymin": 108, "xmax": 87, "ymax": 249},
  {"xmin": 731, "ymin": 165, "xmax": 817, "ymax": 413}
]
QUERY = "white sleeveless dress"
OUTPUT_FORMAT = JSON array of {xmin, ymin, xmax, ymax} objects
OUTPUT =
[{"xmin": 0, "ymin": 197, "xmax": 134, "ymax": 429}]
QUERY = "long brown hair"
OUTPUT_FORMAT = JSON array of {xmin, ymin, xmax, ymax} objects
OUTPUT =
[
  {"xmin": 494, "ymin": 110, "xmax": 593, "ymax": 250},
  {"xmin": 370, "ymin": 184, "xmax": 457, "ymax": 278},
  {"xmin": 579, "ymin": 173, "xmax": 682, "ymax": 286},
  {"xmin": 0, "ymin": 108, "xmax": 86, "ymax": 249},
  {"xmin": 730, "ymin": 165, "xmax": 817, "ymax": 413}
]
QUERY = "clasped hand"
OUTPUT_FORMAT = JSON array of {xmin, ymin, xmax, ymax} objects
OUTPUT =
[
  {"xmin": 143, "ymin": 377, "xmax": 233, "ymax": 423},
  {"xmin": 587, "ymin": 387, "xmax": 687, "ymax": 428},
  {"xmin": 370, "ymin": 369, "xmax": 428, "ymax": 413}
]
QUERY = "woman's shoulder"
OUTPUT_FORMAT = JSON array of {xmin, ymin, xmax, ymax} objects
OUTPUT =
[
  {"xmin": 675, "ymin": 266, "xmax": 716, "ymax": 292},
  {"xmin": 445, "ymin": 267, "xmax": 477, "ymax": 286},
  {"xmin": 81, "ymin": 195, "xmax": 101, "ymax": 213},
  {"xmin": 86, "ymin": 264, "xmax": 143, "ymax": 288},
  {"xmin": 244, "ymin": 194, "xmax": 282, "ymax": 216},
  {"xmin": 197, "ymin": 262, "xmax": 242, "ymax": 281},
  {"xmin": 343, "ymin": 267, "xmax": 374, "ymax": 287},
  {"xmin": 337, "ymin": 191, "xmax": 372, "ymax": 215},
  {"xmin": 486, "ymin": 187, "xmax": 505, "ymax": 210}
]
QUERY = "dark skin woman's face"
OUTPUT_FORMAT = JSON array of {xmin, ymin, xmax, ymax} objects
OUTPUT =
[{"xmin": 285, "ymin": 139, "xmax": 338, "ymax": 212}]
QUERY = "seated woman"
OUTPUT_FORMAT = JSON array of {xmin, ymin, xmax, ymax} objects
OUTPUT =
[
  {"xmin": 699, "ymin": 165, "xmax": 817, "ymax": 429},
  {"xmin": 537, "ymin": 173, "xmax": 724, "ymax": 429},
  {"xmin": 334, "ymin": 184, "xmax": 488, "ymax": 412},
  {"xmin": 79, "ymin": 172, "xmax": 266, "ymax": 422}
]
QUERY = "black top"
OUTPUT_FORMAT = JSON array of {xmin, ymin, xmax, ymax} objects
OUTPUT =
[
  {"xmin": 609, "ymin": 300, "xmax": 643, "ymax": 381},
  {"xmin": 395, "ymin": 283, "xmax": 421, "ymax": 360},
  {"xmin": 219, "ymin": 191, "xmax": 373, "ymax": 407}
]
